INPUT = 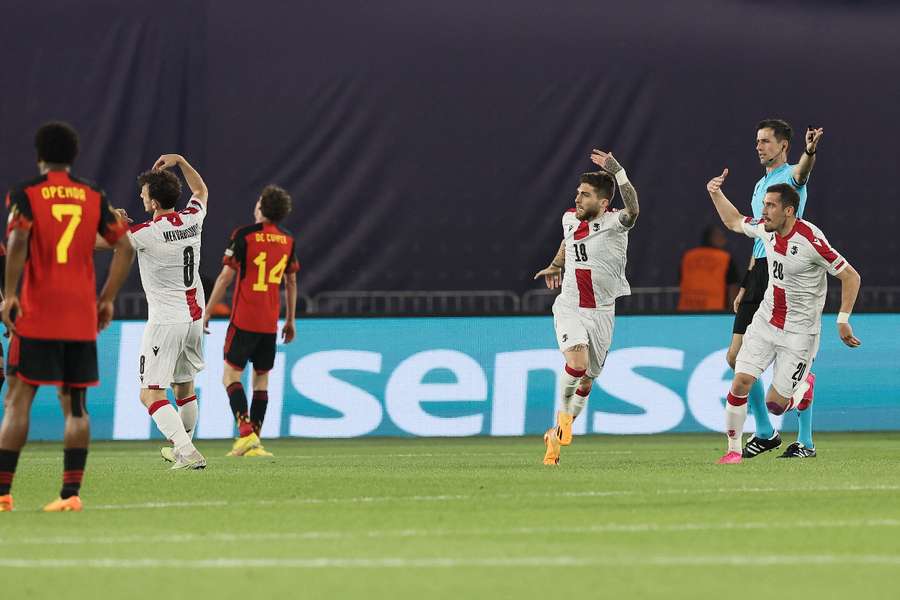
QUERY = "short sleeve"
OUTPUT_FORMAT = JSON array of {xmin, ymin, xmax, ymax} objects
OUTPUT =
[
  {"xmin": 98, "ymin": 194, "xmax": 128, "ymax": 245},
  {"xmin": 740, "ymin": 217, "xmax": 764, "ymax": 240},
  {"xmin": 286, "ymin": 240, "xmax": 300, "ymax": 274},
  {"xmin": 127, "ymin": 222, "xmax": 152, "ymax": 250},
  {"xmin": 223, "ymin": 229, "xmax": 246, "ymax": 269},
  {"xmin": 808, "ymin": 233, "xmax": 847, "ymax": 276},
  {"xmin": 6, "ymin": 188, "xmax": 33, "ymax": 235},
  {"xmin": 609, "ymin": 209, "xmax": 634, "ymax": 233}
]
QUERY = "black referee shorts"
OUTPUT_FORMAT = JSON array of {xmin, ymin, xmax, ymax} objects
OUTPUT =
[{"xmin": 732, "ymin": 257, "xmax": 769, "ymax": 335}]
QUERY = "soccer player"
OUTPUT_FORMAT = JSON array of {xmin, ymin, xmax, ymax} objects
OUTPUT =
[
  {"xmin": 706, "ymin": 170, "xmax": 860, "ymax": 465},
  {"xmin": 533, "ymin": 149, "xmax": 639, "ymax": 465},
  {"xmin": 203, "ymin": 185, "xmax": 298, "ymax": 457},
  {"xmin": 125, "ymin": 154, "xmax": 209, "ymax": 469},
  {"xmin": 729, "ymin": 120, "xmax": 824, "ymax": 459},
  {"xmin": 0, "ymin": 122, "xmax": 133, "ymax": 512}
]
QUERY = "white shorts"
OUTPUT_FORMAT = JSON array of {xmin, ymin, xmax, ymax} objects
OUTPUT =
[
  {"xmin": 139, "ymin": 321, "xmax": 205, "ymax": 388},
  {"xmin": 552, "ymin": 297, "xmax": 615, "ymax": 378},
  {"xmin": 735, "ymin": 312, "xmax": 819, "ymax": 398}
]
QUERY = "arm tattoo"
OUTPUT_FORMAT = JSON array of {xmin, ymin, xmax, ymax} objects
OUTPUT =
[
  {"xmin": 617, "ymin": 181, "xmax": 639, "ymax": 228},
  {"xmin": 551, "ymin": 240, "xmax": 566, "ymax": 267}
]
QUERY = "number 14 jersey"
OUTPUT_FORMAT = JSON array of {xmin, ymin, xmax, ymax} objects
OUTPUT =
[
  {"xmin": 223, "ymin": 222, "xmax": 299, "ymax": 334},
  {"xmin": 128, "ymin": 197, "xmax": 207, "ymax": 324}
]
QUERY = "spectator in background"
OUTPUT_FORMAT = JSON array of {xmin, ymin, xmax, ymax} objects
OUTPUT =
[{"xmin": 677, "ymin": 225, "xmax": 739, "ymax": 311}]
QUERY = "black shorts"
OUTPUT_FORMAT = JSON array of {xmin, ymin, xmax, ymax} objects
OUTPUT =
[
  {"xmin": 733, "ymin": 257, "xmax": 769, "ymax": 335},
  {"xmin": 224, "ymin": 323, "xmax": 276, "ymax": 373},
  {"xmin": 8, "ymin": 335, "xmax": 99, "ymax": 387}
]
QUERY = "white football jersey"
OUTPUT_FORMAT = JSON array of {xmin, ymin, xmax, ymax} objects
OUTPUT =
[
  {"xmin": 127, "ymin": 197, "xmax": 207, "ymax": 324},
  {"xmin": 741, "ymin": 217, "xmax": 847, "ymax": 334},
  {"xmin": 559, "ymin": 209, "xmax": 631, "ymax": 309}
]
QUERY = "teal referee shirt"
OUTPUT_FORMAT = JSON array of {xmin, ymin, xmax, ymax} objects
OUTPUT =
[{"xmin": 751, "ymin": 163, "xmax": 808, "ymax": 259}]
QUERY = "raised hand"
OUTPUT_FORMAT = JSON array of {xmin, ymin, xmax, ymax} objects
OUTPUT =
[
  {"xmin": 152, "ymin": 154, "xmax": 182, "ymax": 171},
  {"xmin": 806, "ymin": 127, "xmax": 824, "ymax": 153},
  {"xmin": 838, "ymin": 322, "xmax": 861, "ymax": 348},
  {"xmin": 590, "ymin": 149, "xmax": 623, "ymax": 174},
  {"xmin": 707, "ymin": 168, "xmax": 729, "ymax": 194},
  {"xmin": 534, "ymin": 265, "xmax": 562, "ymax": 289}
]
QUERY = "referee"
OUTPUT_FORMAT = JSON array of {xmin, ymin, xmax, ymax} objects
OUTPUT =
[{"xmin": 727, "ymin": 118, "xmax": 823, "ymax": 458}]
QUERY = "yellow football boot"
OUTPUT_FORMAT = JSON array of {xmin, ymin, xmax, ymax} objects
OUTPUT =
[
  {"xmin": 43, "ymin": 496, "xmax": 83, "ymax": 512},
  {"xmin": 226, "ymin": 432, "xmax": 261, "ymax": 456},
  {"xmin": 244, "ymin": 445, "xmax": 274, "ymax": 457},
  {"xmin": 557, "ymin": 411, "xmax": 574, "ymax": 446},
  {"xmin": 543, "ymin": 427, "xmax": 560, "ymax": 466},
  {"xmin": 0, "ymin": 494, "xmax": 13, "ymax": 512}
]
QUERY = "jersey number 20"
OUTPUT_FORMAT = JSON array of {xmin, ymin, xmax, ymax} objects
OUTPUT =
[{"xmin": 252, "ymin": 252, "xmax": 288, "ymax": 292}]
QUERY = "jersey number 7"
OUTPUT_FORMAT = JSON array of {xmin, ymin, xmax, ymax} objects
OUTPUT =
[
  {"xmin": 251, "ymin": 252, "xmax": 288, "ymax": 292},
  {"xmin": 51, "ymin": 204, "xmax": 83, "ymax": 264}
]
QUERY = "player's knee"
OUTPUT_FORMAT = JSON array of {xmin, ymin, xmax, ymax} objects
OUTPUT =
[
  {"xmin": 766, "ymin": 401, "xmax": 787, "ymax": 416},
  {"xmin": 731, "ymin": 374, "xmax": 754, "ymax": 395}
]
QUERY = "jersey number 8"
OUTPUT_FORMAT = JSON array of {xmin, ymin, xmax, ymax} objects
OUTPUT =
[{"xmin": 252, "ymin": 252, "xmax": 288, "ymax": 292}]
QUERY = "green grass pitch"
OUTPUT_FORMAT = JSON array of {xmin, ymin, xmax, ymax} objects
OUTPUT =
[{"xmin": 2, "ymin": 433, "xmax": 899, "ymax": 599}]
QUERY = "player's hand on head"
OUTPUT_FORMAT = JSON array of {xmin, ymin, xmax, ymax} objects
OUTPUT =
[
  {"xmin": 97, "ymin": 299, "xmax": 114, "ymax": 331},
  {"xmin": 806, "ymin": 126, "xmax": 824, "ymax": 151},
  {"xmin": 282, "ymin": 321, "xmax": 296, "ymax": 344},
  {"xmin": 590, "ymin": 149, "xmax": 622, "ymax": 174},
  {"xmin": 838, "ymin": 322, "xmax": 861, "ymax": 348},
  {"xmin": 707, "ymin": 168, "xmax": 729, "ymax": 194},
  {"xmin": 152, "ymin": 154, "xmax": 181, "ymax": 171}
]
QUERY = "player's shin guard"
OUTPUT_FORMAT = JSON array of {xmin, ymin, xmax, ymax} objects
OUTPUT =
[
  {"xmin": 226, "ymin": 382, "xmax": 253, "ymax": 436},
  {"xmin": 61, "ymin": 448, "xmax": 87, "ymax": 499},
  {"xmin": 747, "ymin": 380, "xmax": 774, "ymax": 438},
  {"xmin": 571, "ymin": 388, "xmax": 589, "ymax": 419},
  {"xmin": 0, "ymin": 449, "xmax": 20, "ymax": 496},
  {"xmin": 250, "ymin": 390, "xmax": 268, "ymax": 436},
  {"xmin": 559, "ymin": 365, "xmax": 585, "ymax": 415},
  {"xmin": 176, "ymin": 395, "xmax": 198, "ymax": 440},
  {"xmin": 148, "ymin": 400, "xmax": 192, "ymax": 452},
  {"xmin": 725, "ymin": 392, "xmax": 749, "ymax": 454}
]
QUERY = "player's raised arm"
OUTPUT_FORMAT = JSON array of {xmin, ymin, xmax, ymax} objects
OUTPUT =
[
  {"xmin": 591, "ymin": 149, "xmax": 639, "ymax": 228},
  {"xmin": 153, "ymin": 154, "xmax": 208, "ymax": 205},
  {"xmin": 203, "ymin": 265, "xmax": 236, "ymax": 333},
  {"xmin": 533, "ymin": 240, "xmax": 565, "ymax": 289},
  {"xmin": 706, "ymin": 169, "xmax": 745, "ymax": 233},
  {"xmin": 793, "ymin": 126, "xmax": 823, "ymax": 186},
  {"xmin": 835, "ymin": 264, "xmax": 862, "ymax": 348}
]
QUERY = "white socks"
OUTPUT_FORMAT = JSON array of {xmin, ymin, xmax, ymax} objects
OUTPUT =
[
  {"xmin": 149, "ymin": 401, "xmax": 193, "ymax": 452},
  {"xmin": 571, "ymin": 389, "xmax": 589, "ymax": 419},
  {"xmin": 560, "ymin": 365, "xmax": 586, "ymax": 414},
  {"xmin": 725, "ymin": 392, "xmax": 749, "ymax": 453},
  {"xmin": 177, "ymin": 395, "xmax": 198, "ymax": 440}
]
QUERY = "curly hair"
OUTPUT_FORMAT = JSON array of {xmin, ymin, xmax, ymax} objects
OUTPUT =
[
  {"xmin": 580, "ymin": 171, "xmax": 616, "ymax": 202},
  {"xmin": 35, "ymin": 121, "xmax": 79, "ymax": 165},
  {"xmin": 137, "ymin": 170, "xmax": 182, "ymax": 209},
  {"xmin": 259, "ymin": 185, "xmax": 292, "ymax": 222}
]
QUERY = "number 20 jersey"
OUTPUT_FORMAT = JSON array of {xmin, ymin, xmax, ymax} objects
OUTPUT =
[
  {"xmin": 5, "ymin": 171, "xmax": 127, "ymax": 341},
  {"xmin": 223, "ymin": 222, "xmax": 299, "ymax": 334},
  {"xmin": 559, "ymin": 208, "xmax": 632, "ymax": 309},
  {"xmin": 127, "ymin": 197, "xmax": 207, "ymax": 324}
]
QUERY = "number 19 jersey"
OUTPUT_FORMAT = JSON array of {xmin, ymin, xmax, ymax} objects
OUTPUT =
[
  {"xmin": 223, "ymin": 222, "xmax": 299, "ymax": 334},
  {"xmin": 127, "ymin": 197, "xmax": 207, "ymax": 324},
  {"xmin": 559, "ymin": 209, "xmax": 632, "ymax": 309}
]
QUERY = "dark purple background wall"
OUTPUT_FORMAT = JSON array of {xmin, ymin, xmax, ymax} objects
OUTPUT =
[{"xmin": 2, "ymin": 0, "xmax": 898, "ymax": 298}]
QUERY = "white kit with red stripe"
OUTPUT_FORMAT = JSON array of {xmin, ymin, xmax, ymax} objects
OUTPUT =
[
  {"xmin": 741, "ymin": 217, "xmax": 847, "ymax": 333},
  {"xmin": 128, "ymin": 196, "xmax": 207, "ymax": 324},
  {"xmin": 559, "ymin": 208, "xmax": 632, "ymax": 309}
]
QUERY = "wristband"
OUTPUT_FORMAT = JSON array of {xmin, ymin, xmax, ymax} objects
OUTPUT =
[
  {"xmin": 551, "ymin": 261, "xmax": 563, "ymax": 268},
  {"xmin": 837, "ymin": 312, "xmax": 850, "ymax": 324},
  {"xmin": 614, "ymin": 169, "xmax": 629, "ymax": 186},
  {"xmin": 804, "ymin": 148, "xmax": 817, "ymax": 156}
]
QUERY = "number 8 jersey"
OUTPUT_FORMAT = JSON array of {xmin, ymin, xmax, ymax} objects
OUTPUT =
[
  {"xmin": 559, "ymin": 208, "xmax": 632, "ymax": 309},
  {"xmin": 128, "ymin": 197, "xmax": 207, "ymax": 324},
  {"xmin": 5, "ymin": 171, "xmax": 127, "ymax": 340},
  {"xmin": 223, "ymin": 222, "xmax": 299, "ymax": 334}
]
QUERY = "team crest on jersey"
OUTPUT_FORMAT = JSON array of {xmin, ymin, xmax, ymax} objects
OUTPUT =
[
  {"xmin": 568, "ymin": 225, "xmax": 574, "ymax": 232},
  {"xmin": 791, "ymin": 245, "xmax": 798, "ymax": 255},
  {"xmin": 593, "ymin": 223, "xmax": 601, "ymax": 231},
  {"xmin": 562, "ymin": 334, "xmax": 568, "ymax": 342}
]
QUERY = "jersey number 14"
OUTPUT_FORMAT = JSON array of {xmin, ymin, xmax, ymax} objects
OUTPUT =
[{"xmin": 252, "ymin": 252, "xmax": 288, "ymax": 292}]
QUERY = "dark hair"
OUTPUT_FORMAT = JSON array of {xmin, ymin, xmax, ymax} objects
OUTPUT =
[
  {"xmin": 756, "ymin": 118, "xmax": 793, "ymax": 146},
  {"xmin": 766, "ymin": 183, "xmax": 801, "ymax": 215},
  {"xmin": 580, "ymin": 171, "xmax": 616, "ymax": 203},
  {"xmin": 137, "ymin": 170, "xmax": 182, "ymax": 209},
  {"xmin": 259, "ymin": 185, "xmax": 292, "ymax": 222},
  {"xmin": 35, "ymin": 121, "xmax": 79, "ymax": 165}
]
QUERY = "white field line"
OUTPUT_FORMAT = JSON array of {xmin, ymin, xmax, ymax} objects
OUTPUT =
[
  {"xmin": 22, "ymin": 450, "xmax": 634, "ymax": 461},
  {"xmin": 78, "ymin": 483, "xmax": 900, "ymax": 512},
  {"xmin": 3, "ymin": 519, "xmax": 900, "ymax": 547},
  {"xmin": 1, "ymin": 555, "xmax": 900, "ymax": 569}
]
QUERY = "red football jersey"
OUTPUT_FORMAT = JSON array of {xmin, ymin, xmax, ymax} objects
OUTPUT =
[
  {"xmin": 223, "ymin": 222, "xmax": 299, "ymax": 334},
  {"xmin": 6, "ymin": 171, "xmax": 127, "ymax": 341}
]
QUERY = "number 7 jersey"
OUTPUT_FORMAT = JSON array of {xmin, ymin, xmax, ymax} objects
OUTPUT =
[
  {"xmin": 5, "ymin": 171, "xmax": 127, "ymax": 341},
  {"xmin": 128, "ymin": 197, "xmax": 207, "ymax": 324},
  {"xmin": 223, "ymin": 222, "xmax": 300, "ymax": 334}
]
